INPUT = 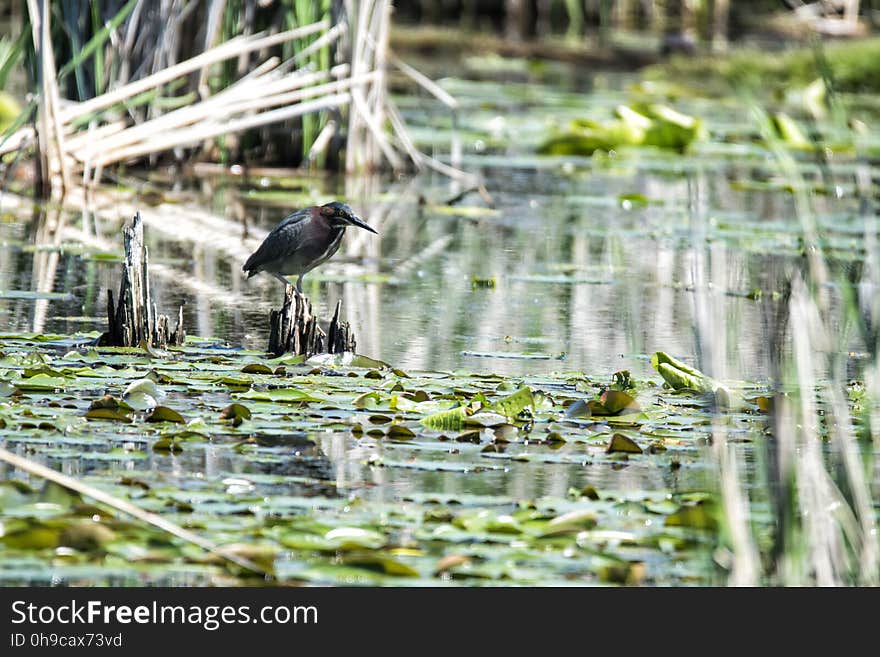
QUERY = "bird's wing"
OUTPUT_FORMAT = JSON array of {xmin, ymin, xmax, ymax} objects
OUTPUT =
[{"xmin": 242, "ymin": 209, "xmax": 311, "ymax": 273}]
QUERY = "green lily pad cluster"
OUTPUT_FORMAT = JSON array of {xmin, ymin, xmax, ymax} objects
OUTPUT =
[
  {"xmin": 538, "ymin": 103, "xmax": 705, "ymax": 156},
  {"xmin": 0, "ymin": 334, "xmax": 775, "ymax": 586}
]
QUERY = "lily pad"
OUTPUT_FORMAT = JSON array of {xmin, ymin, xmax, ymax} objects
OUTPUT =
[
  {"xmin": 84, "ymin": 408, "xmax": 133, "ymax": 422},
  {"xmin": 237, "ymin": 388, "xmax": 328, "ymax": 403},
  {"xmin": 606, "ymin": 433, "xmax": 643, "ymax": 454},
  {"xmin": 146, "ymin": 406, "xmax": 185, "ymax": 423}
]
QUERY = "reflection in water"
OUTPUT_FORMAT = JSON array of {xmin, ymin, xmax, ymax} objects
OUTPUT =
[
  {"xmin": 2, "ymin": 57, "xmax": 878, "ymax": 586},
  {"xmin": 0, "ymin": 162, "xmax": 839, "ymax": 525},
  {"xmin": 0, "ymin": 163, "xmax": 840, "ymax": 385}
]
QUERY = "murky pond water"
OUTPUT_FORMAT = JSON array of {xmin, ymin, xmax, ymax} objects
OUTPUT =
[
  {"xmin": 2, "ymin": 72, "xmax": 867, "ymax": 382},
  {"xmin": 0, "ymin": 64, "xmax": 877, "ymax": 585}
]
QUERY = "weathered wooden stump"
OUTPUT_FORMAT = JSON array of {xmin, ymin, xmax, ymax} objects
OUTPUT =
[
  {"xmin": 99, "ymin": 212, "xmax": 185, "ymax": 348},
  {"xmin": 267, "ymin": 286, "xmax": 355, "ymax": 357}
]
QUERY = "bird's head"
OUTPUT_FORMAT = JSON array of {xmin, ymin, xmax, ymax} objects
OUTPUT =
[{"xmin": 319, "ymin": 202, "xmax": 378, "ymax": 234}]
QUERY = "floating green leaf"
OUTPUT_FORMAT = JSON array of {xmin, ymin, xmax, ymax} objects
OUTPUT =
[
  {"xmin": 542, "ymin": 509, "xmax": 598, "ymax": 536},
  {"xmin": 0, "ymin": 525, "xmax": 60, "ymax": 550},
  {"xmin": 772, "ymin": 112, "xmax": 811, "ymax": 148},
  {"xmin": 421, "ymin": 405, "xmax": 468, "ymax": 431},
  {"xmin": 322, "ymin": 527, "xmax": 386, "ymax": 551},
  {"xmin": 587, "ymin": 390, "xmax": 640, "ymax": 416},
  {"xmin": 152, "ymin": 438, "xmax": 183, "ymax": 453},
  {"xmin": 538, "ymin": 103, "xmax": 703, "ymax": 155},
  {"xmin": 12, "ymin": 374, "xmax": 67, "ymax": 391},
  {"xmin": 241, "ymin": 363, "xmax": 273, "ymax": 374},
  {"xmin": 387, "ymin": 424, "xmax": 416, "ymax": 440},
  {"xmin": 146, "ymin": 406, "xmax": 185, "ymax": 423},
  {"xmin": 237, "ymin": 388, "xmax": 328, "ymax": 403},
  {"xmin": 651, "ymin": 351, "xmax": 717, "ymax": 393},
  {"xmin": 84, "ymin": 408, "xmax": 132, "ymax": 422},
  {"xmin": 340, "ymin": 553, "xmax": 420, "ymax": 577},
  {"xmin": 220, "ymin": 403, "xmax": 251, "ymax": 427},
  {"xmin": 490, "ymin": 386, "xmax": 534, "ymax": 419},
  {"xmin": 59, "ymin": 520, "xmax": 117, "ymax": 550},
  {"xmin": 665, "ymin": 503, "xmax": 718, "ymax": 530},
  {"xmin": 606, "ymin": 433, "xmax": 643, "ymax": 454}
]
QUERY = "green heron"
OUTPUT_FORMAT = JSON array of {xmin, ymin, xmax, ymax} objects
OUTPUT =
[{"xmin": 243, "ymin": 201, "xmax": 377, "ymax": 292}]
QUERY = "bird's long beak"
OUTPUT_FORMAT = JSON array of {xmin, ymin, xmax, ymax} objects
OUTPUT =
[{"xmin": 346, "ymin": 214, "xmax": 378, "ymax": 234}]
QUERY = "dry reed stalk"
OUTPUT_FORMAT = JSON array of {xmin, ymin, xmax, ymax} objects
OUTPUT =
[
  {"xmin": 220, "ymin": 68, "xmax": 370, "ymax": 117},
  {"xmin": 378, "ymin": 38, "xmax": 490, "ymax": 196},
  {"xmin": 306, "ymin": 119, "xmax": 337, "ymax": 164},
  {"xmin": 0, "ymin": 447, "xmax": 267, "ymax": 576},
  {"xmin": 91, "ymin": 93, "xmax": 350, "ymax": 167},
  {"xmin": 713, "ymin": 431, "xmax": 760, "ymax": 586},
  {"xmin": 368, "ymin": 1, "xmax": 389, "ymax": 118},
  {"xmin": 64, "ymin": 120, "xmax": 127, "ymax": 151},
  {"xmin": 385, "ymin": 100, "xmax": 423, "ymax": 170},
  {"xmin": 350, "ymin": 85, "xmax": 403, "ymax": 170},
  {"xmin": 292, "ymin": 21, "xmax": 348, "ymax": 64},
  {"xmin": 369, "ymin": 0, "xmax": 400, "ymax": 169},
  {"xmin": 0, "ymin": 126, "xmax": 35, "ymax": 156},
  {"xmin": 826, "ymin": 381, "xmax": 880, "ymax": 584},
  {"xmin": 26, "ymin": 0, "xmax": 71, "ymax": 195},
  {"xmin": 338, "ymin": 0, "xmax": 403, "ymax": 171},
  {"xmin": 74, "ymin": 66, "xmax": 351, "ymax": 163},
  {"xmin": 117, "ymin": 0, "xmax": 145, "ymax": 86},
  {"xmin": 345, "ymin": 0, "xmax": 374, "ymax": 171},
  {"xmin": 41, "ymin": 0, "xmax": 71, "ymax": 194},
  {"xmin": 390, "ymin": 54, "xmax": 459, "ymax": 109},
  {"xmin": 59, "ymin": 20, "xmax": 330, "ymax": 125}
]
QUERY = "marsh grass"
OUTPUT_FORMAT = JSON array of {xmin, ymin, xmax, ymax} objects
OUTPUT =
[
  {"xmin": 688, "ymin": 77, "xmax": 880, "ymax": 585},
  {"xmin": 3, "ymin": 0, "xmax": 463, "ymax": 193}
]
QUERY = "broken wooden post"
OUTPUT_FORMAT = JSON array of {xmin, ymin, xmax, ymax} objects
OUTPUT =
[
  {"xmin": 99, "ymin": 212, "xmax": 185, "ymax": 348},
  {"xmin": 326, "ymin": 299, "xmax": 356, "ymax": 354},
  {"xmin": 267, "ymin": 287, "xmax": 355, "ymax": 357}
]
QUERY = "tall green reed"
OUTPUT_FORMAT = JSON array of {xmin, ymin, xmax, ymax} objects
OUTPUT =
[{"xmin": 691, "ymin": 88, "xmax": 880, "ymax": 585}]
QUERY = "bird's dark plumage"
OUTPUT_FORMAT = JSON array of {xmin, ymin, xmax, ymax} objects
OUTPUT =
[{"xmin": 242, "ymin": 202, "xmax": 377, "ymax": 292}]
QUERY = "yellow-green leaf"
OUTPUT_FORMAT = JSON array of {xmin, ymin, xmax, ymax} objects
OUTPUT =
[{"xmin": 606, "ymin": 433, "xmax": 643, "ymax": 454}]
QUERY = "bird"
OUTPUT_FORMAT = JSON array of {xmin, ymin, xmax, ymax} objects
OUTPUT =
[{"xmin": 242, "ymin": 201, "xmax": 377, "ymax": 293}]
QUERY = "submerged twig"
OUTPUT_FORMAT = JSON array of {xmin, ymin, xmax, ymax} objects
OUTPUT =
[{"xmin": 0, "ymin": 447, "xmax": 268, "ymax": 577}]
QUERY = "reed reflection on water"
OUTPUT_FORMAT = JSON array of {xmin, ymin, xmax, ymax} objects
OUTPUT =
[{"xmin": 0, "ymin": 161, "xmax": 842, "ymax": 384}]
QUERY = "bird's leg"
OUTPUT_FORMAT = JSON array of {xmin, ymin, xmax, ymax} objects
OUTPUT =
[
  {"xmin": 270, "ymin": 272, "xmax": 291, "ymax": 288},
  {"xmin": 296, "ymin": 275, "xmax": 304, "ymax": 294}
]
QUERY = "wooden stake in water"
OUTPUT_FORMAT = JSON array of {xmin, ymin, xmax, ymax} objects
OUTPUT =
[
  {"xmin": 267, "ymin": 287, "xmax": 355, "ymax": 357},
  {"xmin": 100, "ymin": 212, "xmax": 186, "ymax": 348}
]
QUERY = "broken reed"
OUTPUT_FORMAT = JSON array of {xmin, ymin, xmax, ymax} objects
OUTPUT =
[
  {"xmin": 4, "ymin": 0, "xmax": 485, "ymax": 198},
  {"xmin": 10, "ymin": 1, "xmax": 338, "ymax": 178},
  {"xmin": 99, "ymin": 212, "xmax": 185, "ymax": 349},
  {"xmin": 687, "ymin": 102, "xmax": 879, "ymax": 586},
  {"xmin": 268, "ymin": 289, "xmax": 355, "ymax": 358}
]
